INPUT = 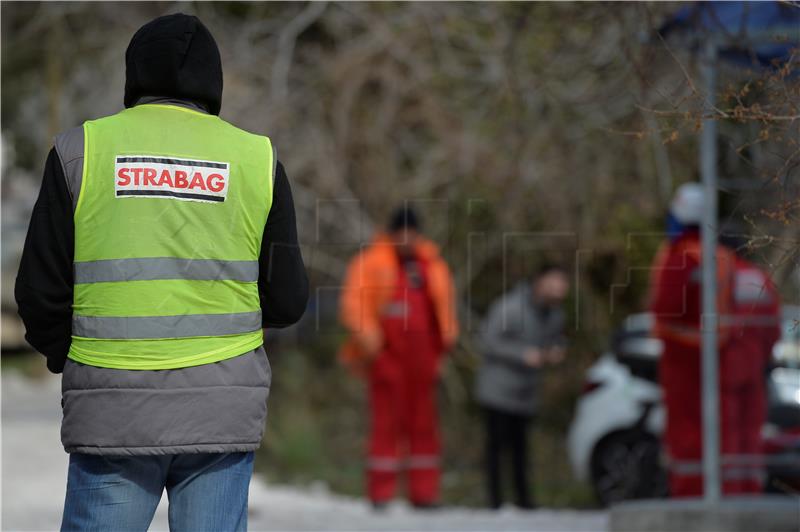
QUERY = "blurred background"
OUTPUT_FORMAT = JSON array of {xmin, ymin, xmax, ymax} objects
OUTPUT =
[{"xmin": 2, "ymin": 1, "xmax": 799, "ymax": 525}]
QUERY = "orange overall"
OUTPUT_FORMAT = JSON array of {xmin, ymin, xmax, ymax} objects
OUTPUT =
[{"xmin": 339, "ymin": 235, "xmax": 458, "ymax": 504}]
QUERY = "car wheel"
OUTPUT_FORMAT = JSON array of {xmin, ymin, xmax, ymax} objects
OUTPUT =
[{"xmin": 590, "ymin": 429, "xmax": 668, "ymax": 506}]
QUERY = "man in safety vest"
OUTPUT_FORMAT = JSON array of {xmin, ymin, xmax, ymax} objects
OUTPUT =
[
  {"xmin": 15, "ymin": 14, "xmax": 308, "ymax": 530},
  {"xmin": 719, "ymin": 230, "xmax": 781, "ymax": 494},
  {"xmin": 339, "ymin": 207, "xmax": 458, "ymax": 508},
  {"xmin": 649, "ymin": 183, "xmax": 736, "ymax": 497}
]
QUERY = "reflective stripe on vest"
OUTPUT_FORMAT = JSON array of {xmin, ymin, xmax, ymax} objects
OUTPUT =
[
  {"xmin": 74, "ymin": 258, "xmax": 259, "ymax": 284},
  {"xmin": 68, "ymin": 104, "xmax": 272, "ymax": 370},
  {"xmin": 73, "ymin": 311, "xmax": 262, "ymax": 339}
]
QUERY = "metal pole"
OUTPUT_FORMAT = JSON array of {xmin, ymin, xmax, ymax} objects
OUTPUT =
[{"xmin": 700, "ymin": 39, "xmax": 721, "ymax": 504}]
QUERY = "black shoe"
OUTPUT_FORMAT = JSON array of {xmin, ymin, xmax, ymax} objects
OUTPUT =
[
  {"xmin": 412, "ymin": 501, "xmax": 440, "ymax": 510},
  {"xmin": 371, "ymin": 500, "xmax": 390, "ymax": 512}
]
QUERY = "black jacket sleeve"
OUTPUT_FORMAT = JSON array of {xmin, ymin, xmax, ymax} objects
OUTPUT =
[
  {"xmin": 258, "ymin": 161, "xmax": 309, "ymax": 328},
  {"xmin": 15, "ymin": 148, "xmax": 74, "ymax": 374}
]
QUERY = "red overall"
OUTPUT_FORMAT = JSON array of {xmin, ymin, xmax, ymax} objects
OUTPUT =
[
  {"xmin": 649, "ymin": 230, "xmax": 736, "ymax": 497},
  {"xmin": 367, "ymin": 254, "xmax": 443, "ymax": 505},
  {"xmin": 720, "ymin": 258, "xmax": 781, "ymax": 494}
]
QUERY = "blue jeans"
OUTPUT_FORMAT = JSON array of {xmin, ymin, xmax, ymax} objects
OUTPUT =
[{"xmin": 61, "ymin": 451, "xmax": 254, "ymax": 532}]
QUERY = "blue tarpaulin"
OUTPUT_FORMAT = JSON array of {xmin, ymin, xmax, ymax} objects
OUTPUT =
[{"xmin": 659, "ymin": 1, "xmax": 800, "ymax": 68}]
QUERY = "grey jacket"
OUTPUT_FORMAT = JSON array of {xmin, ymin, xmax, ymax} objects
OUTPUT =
[
  {"xmin": 53, "ymin": 98, "xmax": 281, "ymax": 455},
  {"xmin": 474, "ymin": 283, "xmax": 566, "ymax": 416}
]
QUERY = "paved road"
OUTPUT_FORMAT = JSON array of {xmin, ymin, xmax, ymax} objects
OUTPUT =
[{"xmin": 1, "ymin": 371, "xmax": 607, "ymax": 531}]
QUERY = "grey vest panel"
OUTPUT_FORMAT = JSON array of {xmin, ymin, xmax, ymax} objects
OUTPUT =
[
  {"xmin": 60, "ymin": 347, "xmax": 271, "ymax": 455},
  {"xmin": 53, "ymin": 126, "xmax": 85, "ymax": 211}
]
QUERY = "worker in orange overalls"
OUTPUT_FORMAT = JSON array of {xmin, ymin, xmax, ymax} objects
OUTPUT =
[
  {"xmin": 339, "ymin": 206, "xmax": 458, "ymax": 508},
  {"xmin": 649, "ymin": 183, "xmax": 736, "ymax": 497},
  {"xmin": 719, "ymin": 231, "xmax": 781, "ymax": 494}
]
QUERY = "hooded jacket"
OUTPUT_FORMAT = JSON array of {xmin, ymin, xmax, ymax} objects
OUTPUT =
[
  {"xmin": 124, "ymin": 14, "xmax": 223, "ymax": 115},
  {"xmin": 15, "ymin": 14, "xmax": 308, "ymax": 455}
]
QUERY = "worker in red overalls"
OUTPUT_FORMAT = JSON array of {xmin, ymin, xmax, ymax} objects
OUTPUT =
[
  {"xmin": 649, "ymin": 183, "xmax": 736, "ymax": 497},
  {"xmin": 720, "ymin": 230, "xmax": 781, "ymax": 494},
  {"xmin": 339, "ymin": 207, "xmax": 458, "ymax": 508}
]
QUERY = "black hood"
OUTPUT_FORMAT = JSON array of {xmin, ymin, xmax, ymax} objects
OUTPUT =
[{"xmin": 124, "ymin": 14, "xmax": 223, "ymax": 115}]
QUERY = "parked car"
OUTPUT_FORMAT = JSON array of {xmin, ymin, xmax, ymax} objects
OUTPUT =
[{"xmin": 567, "ymin": 307, "xmax": 800, "ymax": 506}]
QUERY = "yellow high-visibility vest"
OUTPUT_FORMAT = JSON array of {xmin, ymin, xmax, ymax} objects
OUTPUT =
[{"xmin": 69, "ymin": 103, "xmax": 273, "ymax": 370}]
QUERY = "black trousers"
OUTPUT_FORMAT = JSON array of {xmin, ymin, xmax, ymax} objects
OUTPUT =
[{"xmin": 484, "ymin": 407, "xmax": 534, "ymax": 509}]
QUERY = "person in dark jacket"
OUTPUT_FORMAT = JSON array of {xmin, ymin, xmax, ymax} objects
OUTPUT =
[
  {"xmin": 474, "ymin": 264, "xmax": 569, "ymax": 509},
  {"xmin": 15, "ymin": 14, "xmax": 308, "ymax": 531}
]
